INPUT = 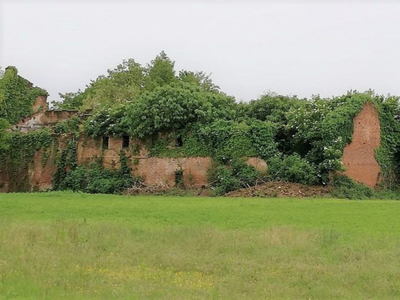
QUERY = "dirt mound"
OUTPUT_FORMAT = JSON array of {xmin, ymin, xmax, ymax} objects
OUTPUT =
[
  {"xmin": 226, "ymin": 181, "xmax": 329, "ymax": 198},
  {"xmin": 124, "ymin": 184, "xmax": 213, "ymax": 197}
]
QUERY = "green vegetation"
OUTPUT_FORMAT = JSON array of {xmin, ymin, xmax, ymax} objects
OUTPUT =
[
  {"xmin": 0, "ymin": 66, "xmax": 48, "ymax": 154},
  {"xmin": 207, "ymin": 159, "xmax": 265, "ymax": 195},
  {"xmin": 0, "ymin": 129, "xmax": 54, "ymax": 191},
  {"xmin": 0, "ymin": 118, "xmax": 10, "ymax": 151},
  {"xmin": 0, "ymin": 66, "xmax": 48, "ymax": 124},
  {"xmin": 2, "ymin": 193, "xmax": 400, "ymax": 298},
  {"xmin": 331, "ymin": 175, "xmax": 400, "ymax": 200},
  {"xmin": 55, "ymin": 151, "xmax": 141, "ymax": 194},
  {"xmin": 2, "ymin": 54, "xmax": 400, "ymax": 195},
  {"xmin": 57, "ymin": 53, "xmax": 400, "ymax": 191},
  {"xmin": 267, "ymin": 153, "xmax": 318, "ymax": 185}
]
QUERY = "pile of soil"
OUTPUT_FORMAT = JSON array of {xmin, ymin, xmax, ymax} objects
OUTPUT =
[
  {"xmin": 124, "ymin": 181, "xmax": 329, "ymax": 198},
  {"xmin": 124, "ymin": 184, "xmax": 213, "ymax": 196},
  {"xmin": 226, "ymin": 181, "xmax": 329, "ymax": 198}
]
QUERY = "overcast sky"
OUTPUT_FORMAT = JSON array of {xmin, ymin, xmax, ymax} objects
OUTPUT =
[{"xmin": 1, "ymin": 0, "xmax": 399, "ymax": 103}]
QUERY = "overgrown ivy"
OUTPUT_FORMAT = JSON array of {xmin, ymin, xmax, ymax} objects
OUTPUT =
[
  {"xmin": 54, "ymin": 150, "xmax": 141, "ymax": 194},
  {"xmin": 53, "ymin": 116, "xmax": 81, "ymax": 134},
  {"xmin": 0, "ymin": 129, "xmax": 54, "ymax": 191},
  {"xmin": 280, "ymin": 91, "xmax": 400, "ymax": 185},
  {"xmin": 0, "ymin": 66, "xmax": 48, "ymax": 124}
]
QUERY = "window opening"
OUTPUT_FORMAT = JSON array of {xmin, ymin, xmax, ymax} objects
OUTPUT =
[
  {"xmin": 175, "ymin": 170, "xmax": 184, "ymax": 189},
  {"xmin": 122, "ymin": 135, "xmax": 130, "ymax": 148},
  {"xmin": 102, "ymin": 136, "xmax": 109, "ymax": 149},
  {"xmin": 175, "ymin": 136, "xmax": 183, "ymax": 147}
]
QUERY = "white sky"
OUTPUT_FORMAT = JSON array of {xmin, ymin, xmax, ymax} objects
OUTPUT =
[{"xmin": 1, "ymin": 0, "xmax": 399, "ymax": 102}]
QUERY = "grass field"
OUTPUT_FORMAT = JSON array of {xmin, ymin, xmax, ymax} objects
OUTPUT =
[{"xmin": 1, "ymin": 192, "xmax": 400, "ymax": 299}]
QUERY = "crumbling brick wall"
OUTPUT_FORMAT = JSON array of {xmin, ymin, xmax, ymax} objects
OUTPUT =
[
  {"xmin": 32, "ymin": 95, "xmax": 48, "ymax": 113},
  {"xmin": 342, "ymin": 102, "xmax": 381, "ymax": 187},
  {"xmin": 76, "ymin": 136, "xmax": 267, "ymax": 189},
  {"xmin": 2, "ymin": 101, "xmax": 383, "ymax": 192},
  {"xmin": 76, "ymin": 135, "xmax": 212, "ymax": 188}
]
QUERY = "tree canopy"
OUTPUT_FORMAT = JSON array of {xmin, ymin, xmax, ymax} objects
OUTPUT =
[{"xmin": 54, "ymin": 51, "xmax": 222, "ymax": 112}]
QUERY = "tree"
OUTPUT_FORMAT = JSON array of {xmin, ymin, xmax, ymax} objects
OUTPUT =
[
  {"xmin": 54, "ymin": 59, "xmax": 145, "ymax": 111},
  {"xmin": 120, "ymin": 82, "xmax": 236, "ymax": 138},
  {"xmin": 178, "ymin": 70, "xmax": 220, "ymax": 93},
  {"xmin": 53, "ymin": 90, "xmax": 87, "ymax": 110},
  {"xmin": 56, "ymin": 52, "xmax": 226, "ymax": 113},
  {"xmin": 144, "ymin": 51, "xmax": 177, "ymax": 91}
]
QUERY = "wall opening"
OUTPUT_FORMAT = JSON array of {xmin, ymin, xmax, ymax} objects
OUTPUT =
[
  {"xmin": 122, "ymin": 135, "xmax": 130, "ymax": 148},
  {"xmin": 175, "ymin": 169, "xmax": 184, "ymax": 189},
  {"xmin": 175, "ymin": 136, "xmax": 183, "ymax": 147},
  {"xmin": 102, "ymin": 136, "xmax": 109, "ymax": 150}
]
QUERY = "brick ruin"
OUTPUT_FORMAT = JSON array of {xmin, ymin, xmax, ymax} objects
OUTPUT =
[
  {"xmin": 0, "ymin": 78, "xmax": 383, "ymax": 192},
  {"xmin": 0, "ymin": 93, "xmax": 268, "ymax": 192},
  {"xmin": 342, "ymin": 102, "xmax": 381, "ymax": 187}
]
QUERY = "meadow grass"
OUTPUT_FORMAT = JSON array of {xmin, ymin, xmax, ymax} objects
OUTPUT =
[{"xmin": 1, "ymin": 192, "xmax": 400, "ymax": 299}]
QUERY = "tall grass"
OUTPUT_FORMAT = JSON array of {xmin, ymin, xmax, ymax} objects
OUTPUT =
[{"xmin": 1, "ymin": 192, "xmax": 400, "ymax": 299}]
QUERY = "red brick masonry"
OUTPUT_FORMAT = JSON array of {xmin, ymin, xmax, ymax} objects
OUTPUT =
[{"xmin": 342, "ymin": 102, "xmax": 381, "ymax": 187}]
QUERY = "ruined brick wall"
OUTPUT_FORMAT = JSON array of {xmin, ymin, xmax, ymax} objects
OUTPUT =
[
  {"xmin": 0, "ymin": 101, "xmax": 384, "ymax": 192},
  {"xmin": 28, "ymin": 148, "xmax": 58, "ymax": 191},
  {"xmin": 246, "ymin": 157, "xmax": 267, "ymax": 174},
  {"xmin": 32, "ymin": 95, "xmax": 48, "ymax": 113},
  {"xmin": 342, "ymin": 102, "xmax": 381, "ymax": 187},
  {"xmin": 0, "ymin": 144, "xmax": 58, "ymax": 193},
  {"xmin": 14, "ymin": 110, "xmax": 78, "ymax": 132},
  {"xmin": 40, "ymin": 110, "xmax": 78, "ymax": 124},
  {"xmin": 134, "ymin": 157, "xmax": 212, "ymax": 188},
  {"xmin": 77, "ymin": 135, "xmax": 211, "ymax": 188}
]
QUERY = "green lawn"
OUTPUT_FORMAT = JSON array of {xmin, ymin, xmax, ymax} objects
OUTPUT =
[{"xmin": 1, "ymin": 192, "xmax": 400, "ymax": 299}]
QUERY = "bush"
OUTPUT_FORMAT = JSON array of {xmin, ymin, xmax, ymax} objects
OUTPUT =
[
  {"xmin": 267, "ymin": 154, "xmax": 318, "ymax": 185},
  {"xmin": 63, "ymin": 163, "xmax": 141, "ymax": 194},
  {"xmin": 55, "ymin": 151, "xmax": 141, "ymax": 194},
  {"xmin": 331, "ymin": 175, "xmax": 373, "ymax": 199},
  {"xmin": 331, "ymin": 175, "xmax": 400, "ymax": 200},
  {"xmin": 53, "ymin": 116, "xmax": 80, "ymax": 134},
  {"xmin": 207, "ymin": 159, "xmax": 264, "ymax": 195}
]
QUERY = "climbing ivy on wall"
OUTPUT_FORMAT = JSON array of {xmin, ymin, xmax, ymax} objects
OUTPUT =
[
  {"xmin": 280, "ymin": 91, "xmax": 400, "ymax": 186},
  {"xmin": 5, "ymin": 89, "xmax": 400, "ymax": 193},
  {"xmin": 284, "ymin": 92, "xmax": 369, "ymax": 182},
  {"xmin": 54, "ymin": 149, "xmax": 141, "ymax": 194},
  {"xmin": 53, "ymin": 136, "xmax": 78, "ymax": 190},
  {"xmin": 53, "ymin": 116, "xmax": 81, "ymax": 134},
  {"xmin": 371, "ymin": 95, "xmax": 400, "ymax": 188},
  {"xmin": 0, "ymin": 67, "xmax": 48, "ymax": 124},
  {"xmin": 3, "ymin": 129, "xmax": 53, "ymax": 168},
  {"xmin": 0, "ymin": 129, "xmax": 54, "ymax": 191}
]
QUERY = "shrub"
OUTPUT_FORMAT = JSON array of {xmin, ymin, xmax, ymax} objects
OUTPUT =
[
  {"xmin": 62, "ymin": 163, "xmax": 141, "ymax": 194},
  {"xmin": 53, "ymin": 116, "xmax": 80, "ymax": 134},
  {"xmin": 267, "ymin": 154, "xmax": 318, "ymax": 185},
  {"xmin": 55, "ymin": 150, "xmax": 141, "ymax": 194},
  {"xmin": 331, "ymin": 175, "xmax": 373, "ymax": 199},
  {"xmin": 331, "ymin": 175, "xmax": 400, "ymax": 200},
  {"xmin": 207, "ymin": 159, "xmax": 264, "ymax": 195}
]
